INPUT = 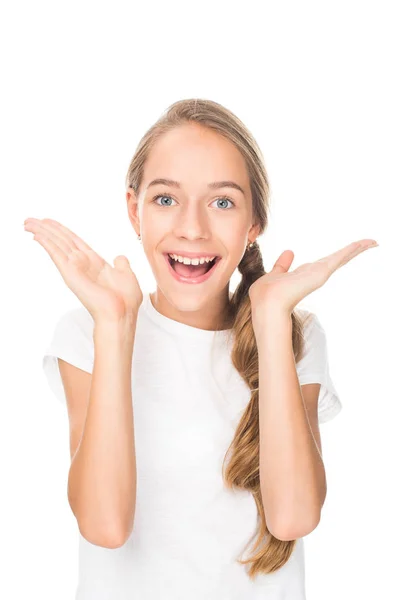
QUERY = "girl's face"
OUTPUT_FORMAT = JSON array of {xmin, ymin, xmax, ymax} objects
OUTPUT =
[{"xmin": 126, "ymin": 122, "xmax": 260, "ymax": 330}]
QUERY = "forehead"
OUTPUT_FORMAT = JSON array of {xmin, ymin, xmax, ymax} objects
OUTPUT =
[{"xmin": 142, "ymin": 124, "xmax": 249, "ymax": 189}]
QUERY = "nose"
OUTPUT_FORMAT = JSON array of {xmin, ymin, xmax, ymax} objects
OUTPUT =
[{"xmin": 172, "ymin": 202, "xmax": 211, "ymax": 243}]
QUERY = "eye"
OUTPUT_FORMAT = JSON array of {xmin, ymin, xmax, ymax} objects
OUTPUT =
[
  {"xmin": 152, "ymin": 193, "xmax": 235, "ymax": 209},
  {"xmin": 152, "ymin": 194, "xmax": 177, "ymax": 207},
  {"xmin": 211, "ymin": 196, "xmax": 235, "ymax": 209}
]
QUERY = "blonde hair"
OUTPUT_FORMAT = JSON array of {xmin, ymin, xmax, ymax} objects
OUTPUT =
[{"xmin": 125, "ymin": 98, "xmax": 310, "ymax": 579}]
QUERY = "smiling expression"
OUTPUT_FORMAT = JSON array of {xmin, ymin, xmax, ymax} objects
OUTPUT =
[{"xmin": 126, "ymin": 122, "xmax": 260, "ymax": 329}]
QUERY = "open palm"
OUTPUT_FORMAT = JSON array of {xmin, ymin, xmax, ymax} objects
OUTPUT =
[
  {"xmin": 249, "ymin": 238, "xmax": 379, "ymax": 317},
  {"xmin": 24, "ymin": 218, "xmax": 143, "ymax": 322}
]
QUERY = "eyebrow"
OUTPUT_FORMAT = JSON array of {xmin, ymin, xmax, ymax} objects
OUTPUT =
[{"xmin": 147, "ymin": 178, "xmax": 246, "ymax": 196}]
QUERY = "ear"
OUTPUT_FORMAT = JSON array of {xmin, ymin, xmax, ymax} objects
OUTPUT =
[
  {"xmin": 126, "ymin": 187, "xmax": 141, "ymax": 236},
  {"xmin": 248, "ymin": 222, "xmax": 261, "ymax": 243}
]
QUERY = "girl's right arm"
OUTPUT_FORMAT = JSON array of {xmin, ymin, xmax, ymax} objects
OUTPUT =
[
  {"xmin": 24, "ymin": 217, "xmax": 144, "ymax": 549},
  {"xmin": 64, "ymin": 315, "xmax": 137, "ymax": 549}
]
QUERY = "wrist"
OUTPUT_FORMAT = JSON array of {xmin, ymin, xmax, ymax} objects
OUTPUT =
[
  {"xmin": 251, "ymin": 302, "xmax": 292, "ymax": 331},
  {"xmin": 93, "ymin": 313, "xmax": 138, "ymax": 342}
]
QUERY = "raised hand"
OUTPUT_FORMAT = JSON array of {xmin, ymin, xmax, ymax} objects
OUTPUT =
[
  {"xmin": 24, "ymin": 218, "xmax": 143, "ymax": 323},
  {"xmin": 249, "ymin": 238, "xmax": 379, "ymax": 320}
]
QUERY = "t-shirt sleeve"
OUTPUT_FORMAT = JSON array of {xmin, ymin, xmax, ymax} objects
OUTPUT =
[
  {"xmin": 42, "ymin": 307, "xmax": 94, "ymax": 406},
  {"xmin": 296, "ymin": 311, "xmax": 343, "ymax": 424}
]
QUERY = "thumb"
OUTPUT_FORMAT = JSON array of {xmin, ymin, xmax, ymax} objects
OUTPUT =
[
  {"xmin": 113, "ymin": 255, "xmax": 132, "ymax": 272},
  {"xmin": 272, "ymin": 250, "xmax": 295, "ymax": 273}
]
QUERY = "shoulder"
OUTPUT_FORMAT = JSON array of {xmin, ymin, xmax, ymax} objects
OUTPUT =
[
  {"xmin": 46, "ymin": 305, "xmax": 95, "ymax": 362},
  {"xmin": 296, "ymin": 308, "xmax": 325, "ymax": 338},
  {"xmin": 54, "ymin": 305, "xmax": 94, "ymax": 338},
  {"xmin": 294, "ymin": 308, "xmax": 330, "ymax": 369},
  {"xmin": 43, "ymin": 306, "xmax": 95, "ymax": 406}
]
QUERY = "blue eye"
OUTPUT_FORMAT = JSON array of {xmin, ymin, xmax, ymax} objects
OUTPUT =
[
  {"xmin": 212, "ymin": 197, "xmax": 234, "ymax": 209},
  {"xmin": 152, "ymin": 194, "xmax": 235, "ymax": 209},
  {"xmin": 153, "ymin": 194, "xmax": 177, "ymax": 207}
]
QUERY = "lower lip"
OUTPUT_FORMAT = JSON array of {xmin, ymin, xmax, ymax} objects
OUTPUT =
[{"xmin": 163, "ymin": 254, "xmax": 222, "ymax": 284}]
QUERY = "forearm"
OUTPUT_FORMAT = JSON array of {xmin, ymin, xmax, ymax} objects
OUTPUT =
[
  {"xmin": 68, "ymin": 316, "xmax": 137, "ymax": 547},
  {"xmin": 255, "ymin": 310, "xmax": 325, "ymax": 540}
]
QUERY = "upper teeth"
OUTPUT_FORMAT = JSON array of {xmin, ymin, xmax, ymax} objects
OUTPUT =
[{"xmin": 168, "ymin": 254, "xmax": 216, "ymax": 265}]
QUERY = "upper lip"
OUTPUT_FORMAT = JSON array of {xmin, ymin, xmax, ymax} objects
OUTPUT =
[{"xmin": 164, "ymin": 251, "xmax": 220, "ymax": 258}]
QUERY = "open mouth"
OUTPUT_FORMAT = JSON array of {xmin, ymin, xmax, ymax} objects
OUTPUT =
[
  {"xmin": 168, "ymin": 254, "xmax": 217, "ymax": 272},
  {"xmin": 164, "ymin": 253, "xmax": 222, "ymax": 283}
]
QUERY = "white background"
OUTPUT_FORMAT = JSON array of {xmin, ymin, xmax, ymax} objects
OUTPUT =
[{"xmin": 1, "ymin": 1, "xmax": 398, "ymax": 598}]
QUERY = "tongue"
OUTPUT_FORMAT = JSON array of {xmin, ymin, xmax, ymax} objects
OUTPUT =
[{"xmin": 173, "ymin": 261, "xmax": 210, "ymax": 278}]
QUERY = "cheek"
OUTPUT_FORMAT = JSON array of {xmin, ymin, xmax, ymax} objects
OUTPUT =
[
  {"xmin": 142, "ymin": 206, "xmax": 175, "ymax": 231},
  {"xmin": 140, "ymin": 212, "xmax": 170, "ymax": 241},
  {"xmin": 220, "ymin": 222, "xmax": 247, "ymax": 249}
]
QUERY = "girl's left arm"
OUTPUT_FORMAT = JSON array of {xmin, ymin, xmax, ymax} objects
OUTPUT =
[
  {"xmin": 249, "ymin": 238, "xmax": 378, "ymax": 541},
  {"xmin": 256, "ymin": 310, "xmax": 325, "ymax": 543}
]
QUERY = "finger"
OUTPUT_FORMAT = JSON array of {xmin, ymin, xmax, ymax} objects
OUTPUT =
[
  {"xmin": 32, "ymin": 233, "xmax": 69, "ymax": 272},
  {"xmin": 271, "ymin": 250, "xmax": 294, "ymax": 273},
  {"xmin": 25, "ymin": 220, "xmax": 76, "ymax": 255},
  {"xmin": 40, "ymin": 219, "xmax": 81, "ymax": 251},
  {"xmin": 317, "ymin": 239, "xmax": 377, "ymax": 272},
  {"xmin": 113, "ymin": 255, "xmax": 132, "ymax": 272},
  {"xmin": 26, "ymin": 218, "xmax": 96, "ymax": 256},
  {"xmin": 45, "ymin": 219, "xmax": 99, "ymax": 255}
]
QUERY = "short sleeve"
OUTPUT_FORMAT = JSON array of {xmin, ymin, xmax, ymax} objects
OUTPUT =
[
  {"xmin": 42, "ymin": 307, "xmax": 94, "ymax": 406},
  {"xmin": 296, "ymin": 311, "xmax": 343, "ymax": 424}
]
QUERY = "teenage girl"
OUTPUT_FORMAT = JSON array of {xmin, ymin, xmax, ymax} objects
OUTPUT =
[{"xmin": 24, "ymin": 98, "xmax": 378, "ymax": 599}]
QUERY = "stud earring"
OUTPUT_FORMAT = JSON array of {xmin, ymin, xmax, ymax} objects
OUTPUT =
[
  {"xmin": 247, "ymin": 240, "xmax": 255, "ymax": 250},
  {"xmin": 137, "ymin": 234, "xmax": 141, "ymax": 242}
]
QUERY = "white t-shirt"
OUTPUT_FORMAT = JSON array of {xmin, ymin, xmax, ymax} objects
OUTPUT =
[{"xmin": 42, "ymin": 291, "xmax": 342, "ymax": 600}]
